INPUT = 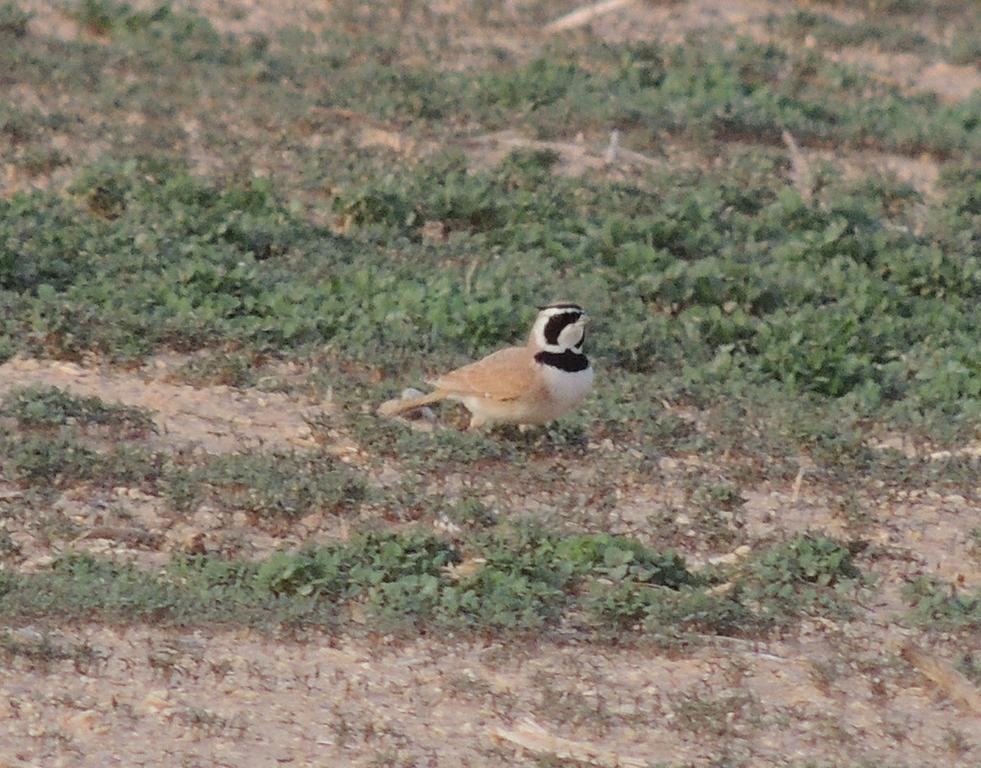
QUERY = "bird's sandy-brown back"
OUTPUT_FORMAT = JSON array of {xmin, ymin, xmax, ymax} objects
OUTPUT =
[{"xmin": 429, "ymin": 346, "xmax": 540, "ymax": 402}]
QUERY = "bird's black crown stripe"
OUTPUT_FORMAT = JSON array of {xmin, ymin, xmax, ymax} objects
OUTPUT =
[
  {"xmin": 535, "ymin": 350, "xmax": 590, "ymax": 372},
  {"xmin": 543, "ymin": 311, "xmax": 583, "ymax": 345},
  {"xmin": 538, "ymin": 302, "xmax": 583, "ymax": 311}
]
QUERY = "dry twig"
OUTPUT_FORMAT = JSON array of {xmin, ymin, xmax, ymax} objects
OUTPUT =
[
  {"xmin": 544, "ymin": 0, "xmax": 637, "ymax": 33},
  {"xmin": 902, "ymin": 642, "xmax": 981, "ymax": 715},
  {"xmin": 491, "ymin": 718, "xmax": 648, "ymax": 767},
  {"xmin": 782, "ymin": 129, "xmax": 812, "ymax": 200}
]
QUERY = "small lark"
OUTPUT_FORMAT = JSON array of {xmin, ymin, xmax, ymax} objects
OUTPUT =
[{"xmin": 378, "ymin": 303, "xmax": 593, "ymax": 429}]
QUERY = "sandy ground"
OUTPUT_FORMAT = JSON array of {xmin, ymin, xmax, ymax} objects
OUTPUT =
[{"xmin": 2, "ymin": 622, "xmax": 979, "ymax": 767}]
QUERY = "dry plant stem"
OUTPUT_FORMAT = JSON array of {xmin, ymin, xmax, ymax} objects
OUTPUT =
[
  {"xmin": 491, "ymin": 718, "xmax": 649, "ymax": 767},
  {"xmin": 902, "ymin": 642, "xmax": 981, "ymax": 716},
  {"xmin": 544, "ymin": 0, "xmax": 637, "ymax": 33}
]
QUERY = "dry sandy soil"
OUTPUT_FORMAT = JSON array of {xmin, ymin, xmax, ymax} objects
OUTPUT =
[{"xmin": 2, "ymin": 1, "xmax": 980, "ymax": 766}]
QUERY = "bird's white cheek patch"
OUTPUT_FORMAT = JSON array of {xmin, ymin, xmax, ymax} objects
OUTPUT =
[{"xmin": 558, "ymin": 322, "xmax": 585, "ymax": 349}]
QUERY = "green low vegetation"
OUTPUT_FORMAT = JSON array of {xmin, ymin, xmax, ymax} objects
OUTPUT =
[
  {"xmin": 0, "ymin": 531, "xmax": 861, "ymax": 635},
  {"xmin": 0, "ymin": 418, "xmax": 368, "ymax": 520},
  {"xmin": 772, "ymin": 8, "xmax": 981, "ymax": 65},
  {"xmin": 0, "ymin": 429, "xmax": 164, "ymax": 489},
  {"xmin": 162, "ymin": 451, "xmax": 366, "ymax": 519},
  {"xmin": 0, "ymin": 1, "xmax": 30, "ymax": 37},
  {"xmin": 1, "ymin": 384, "xmax": 156, "ymax": 432},
  {"xmin": 815, "ymin": 0, "xmax": 980, "ymax": 66},
  {"xmin": 902, "ymin": 576, "xmax": 981, "ymax": 630},
  {"xmin": 3, "ymin": 153, "xmax": 980, "ymax": 441}
]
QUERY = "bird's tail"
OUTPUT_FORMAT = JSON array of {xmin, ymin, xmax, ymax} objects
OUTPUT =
[{"xmin": 377, "ymin": 390, "xmax": 446, "ymax": 418}]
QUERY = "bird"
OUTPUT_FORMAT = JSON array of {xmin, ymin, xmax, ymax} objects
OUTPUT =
[{"xmin": 377, "ymin": 302, "xmax": 594, "ymax": 430}]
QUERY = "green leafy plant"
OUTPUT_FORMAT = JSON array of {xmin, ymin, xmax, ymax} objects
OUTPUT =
[
  {"xmin": 745, "ymin": 535, "xmax": 861, "ymax": 619},
  {"xmin": 0, "ymin": 429, "xmax": 163, "ymax": 490},
  {"xmin": 1, "ymin": 384, "xmax": 156, "ymax": 433},
  {"xmin": 0, "ymin": 2, "xmax": 30, "ymax": 38},
  {"xmin": 162, "ymin": 451, "xmax": 365, "ymax": 519},
  {"xmin": 902, "ymin": 576, "xmax": 981, "ymax": 630},
  {"xmin": 0, "ymin": 529, "xmax": 708, "ymax": 634}
]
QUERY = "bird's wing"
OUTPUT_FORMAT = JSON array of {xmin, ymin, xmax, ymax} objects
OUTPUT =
[{"xmin": 430, "ymin": 346, "xmax": 537, "ymax": 402}]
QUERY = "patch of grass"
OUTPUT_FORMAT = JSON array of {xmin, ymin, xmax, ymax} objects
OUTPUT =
[
  {"xmin": 0, "ymin": 527, "xmax": 871, "ymax": 637},
  {"xmin": 442, "ymin": 498, "xmax": 497, "ymax": 529},
  {"xmin": 0, "ymin": 529, "xmax": 689, "ymax": 633},
  {"xmin": 72, "ymin": 0, "xmax": 124, "ymax": 36},
  {"xmin": 461, "ymin": 528, "xmax": 697, "ymax": 630},
  {"xmin": 14, "ymin": 146, "xmax": 71, "ymax": 176},
  {"xmin": 0, "ymin": 103, "xmax": 36, "ymax": 144},
  {"xmin": 0, "ymin": 427, "xmax": 164, "ymax": 491},
  {"xmin": 1, "ymin": 384, "xmax": 156, "ymax": 433},
  {"xmin": 161, "ymin": 450, "xmax": 366, "ymax": 520},
  {"xmin": 13, "ymin": 0, "xmax": 971, "ymax": 169},
  {"xmin": 948, "ymin": 24, "xmax": 981, "ymax": 66},
  {"xmin": 2, "ymin": 428, "xmax": 109, "ymax": 485},
  {"xmin": 255, "ymin": 527, "xmax": 698, "ymax": 631},
  {"xmin": 743, "ymin": 535, "xmax": 863, "ymax": 620},
  {"xmin": 0, "ymin": 528, "xmax": 21, "ymax": 559},
  {"xmin": 72, "ymin": 0, "xmax": 225, "ymax": 53},
  {"xmin": 775, "ymin": 10, "xmax": 933, "ymax": 56},
  {"xmin": 169, "ymin": 350, "xmax": 262, "ymax": 387},
  {"xmin": 0, "ymin": 551, "xmax": 324, "ymax": 626},
  {"xmin": 812, "ymin": 0, "xmax": 981, "ymax": 66},
  {"xmin": 466, "ymin": 38, "xmax": 980, "ymax": 155},
  {"xmin": 0, "ymin": 414, "xmax": 363, "ymax": 518},
  {"xmin": 346, "ymin": 413, "xmax": 524, "ymax": 468},
  {"xmin": 902, "ymin": 576, "xmax": 981, "ymax": 630},
  {"xmin": 580, "ymin": 535, "xmax": 863, "ymax": 636},
  {"xmin": 0, "ymin": 629, "xmax": 99, "ymax": 670},
  {"xmin": 0, "ymin": 1, "xmax": 30, "ymax": 38},
  {"xmin": 3, "ymin": 161, "xmax": 357, "ymax": 359},
  {"xmin": 819, "ymin": 0, "xmax": 967, "ymax": 16},
  {"xmin": 639, "ymin": 588, "xmax": 757, "ymax": 637},
  {"xmin": 3, "ymin": 145, "xmax": 979, "ymax": 499},
  {"xmin": 256, "ymin": 532, "xmax": 457, "ymax": 624},
  {"xmin": 671, "ymin": 690, "xmax": 761, "ymax": 737}
]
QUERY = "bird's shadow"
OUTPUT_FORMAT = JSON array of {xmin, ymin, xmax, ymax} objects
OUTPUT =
[{"xmin": 491, "ymin": 422, "xmax": 589, "ymax": 453}]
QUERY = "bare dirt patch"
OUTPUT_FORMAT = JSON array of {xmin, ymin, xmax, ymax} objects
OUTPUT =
[
  {"xmin": 0, "ymin": 355, "xmax": 329, "ymax": 453},
  {"xmin": 1, "ymin": 621, "xmax": 978, "ymax": 768}
]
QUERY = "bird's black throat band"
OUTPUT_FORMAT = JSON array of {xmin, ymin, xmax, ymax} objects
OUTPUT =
[{"xmin": 535, "ymin": 350, "xmax": 590, "ymax": 372}]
